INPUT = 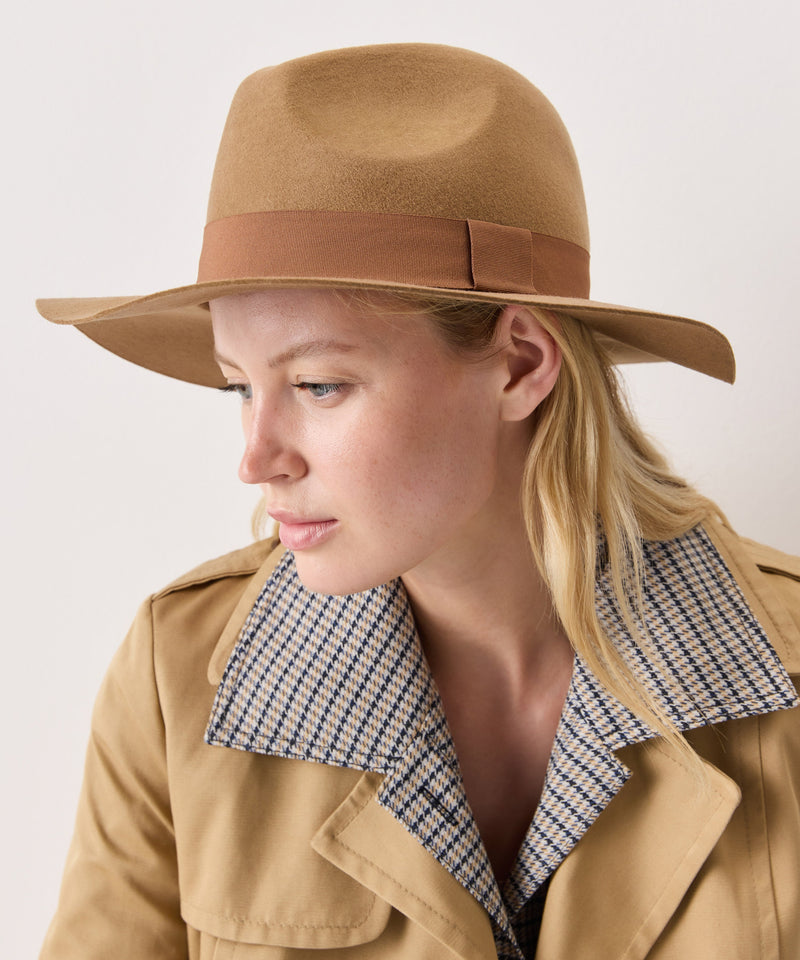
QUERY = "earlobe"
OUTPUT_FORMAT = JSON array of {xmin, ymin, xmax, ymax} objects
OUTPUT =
[{"xmin": 496, "ymin": 305, "xmax": 562, "ymax": 422}]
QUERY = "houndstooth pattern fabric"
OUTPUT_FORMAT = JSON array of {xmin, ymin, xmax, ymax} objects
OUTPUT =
[
  {"xmin": 206, "ymin": 525, "xmax": 798, "ymax": 960},
  {"xmin": 376, "ymin": 701, "xmax": 508, "ymax": 930},
  {"xmin": 592, "ymin": 528, "xmax": 797, "ymax": 730},
  {"xmin": 206, "ymin": 557, "xmax": 434, "ymax": 770}
]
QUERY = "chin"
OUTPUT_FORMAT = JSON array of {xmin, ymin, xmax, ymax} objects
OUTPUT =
[
  {"xmin": 293, "ymin": 560, "xmax": 369, "ymax": 598},
  {"xmin": 292, "ymin": 553, "xmax": 396, "ymax": 598}
]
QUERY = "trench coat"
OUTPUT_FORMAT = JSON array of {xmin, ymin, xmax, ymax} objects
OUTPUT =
[{"xmin": 40, "ymin": 518, "xmax": 800, "ymax": 960}]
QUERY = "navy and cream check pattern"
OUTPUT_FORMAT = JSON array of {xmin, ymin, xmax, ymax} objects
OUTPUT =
[{"xmin": 206, "ymin": 525, "xmax": 798, "ymax": 959}]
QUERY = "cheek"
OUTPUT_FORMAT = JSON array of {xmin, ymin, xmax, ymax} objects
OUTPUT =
[{"xmin": 366, "ymin": 387, "xmax": 499, "ymax": 517}]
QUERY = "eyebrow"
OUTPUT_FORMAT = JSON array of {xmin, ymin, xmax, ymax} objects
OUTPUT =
[{"xmin": 213, "ymin": 338, "xmax": 359, "ymax": 370}]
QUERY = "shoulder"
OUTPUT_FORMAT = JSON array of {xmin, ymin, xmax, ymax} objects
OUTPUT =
[
  {"xmin": 112, "ymin": 537, "xmax": 285, "ymax": 692},
  {"xmin": 106, "ymin": 538, "xmax": 286, "ymax": 731},
  {"xmin": 741, "ymin": 540, "xmax": 800, "ymax": 580},
  {"xmin": 153, "ymin": 537, "xmax": 281, "ymax": 599},
  {"xmin": 739, "ymin": 536, "xmax": 800, "ymax": 636},
  {"xmin": 704, "ymin": 519, "xmax": 800, "ymax": 674},
  {"xmin": 146, "ymin": 536, "xmax": 286, "ymax": 679}
]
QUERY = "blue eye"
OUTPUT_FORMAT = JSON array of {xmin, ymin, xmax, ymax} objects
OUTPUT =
[
  {"xmin": 294, "ymin": 382, "xmax": 342, "ymax": 399},
  {"xmin": 219, "ymin": 383, "xmax": 253, "ymax": 401}
]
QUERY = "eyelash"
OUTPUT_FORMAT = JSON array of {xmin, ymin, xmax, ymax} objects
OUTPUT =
[
  {"xmin": 219, "ymin": 384, "xmax": 252, "ymax": 401},
  {"xmin": 218, "ymin": 382, "xmax": 343, "ymax": 401},
  {"xmin": 292, "ymin": 382, "xmax": 342, "ymax": 399}
]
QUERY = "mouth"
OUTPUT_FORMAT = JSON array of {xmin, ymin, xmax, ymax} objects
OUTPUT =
[{"xmin": 268, "ymin": 510, "xmax": 339, "ymax": 551}]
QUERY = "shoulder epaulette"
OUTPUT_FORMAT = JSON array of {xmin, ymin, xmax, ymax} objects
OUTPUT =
[
  {"xmin": 741, "ymin": 538, "xmax": 800, "ymax": 584},
  {"xmin": 153, "ymin": 537, "xmax": 280, "ymax": 599}
]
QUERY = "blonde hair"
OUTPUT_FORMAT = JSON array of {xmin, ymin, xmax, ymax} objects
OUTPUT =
[
  {"xmin": 365, "ymin": 292, "xmax": 718, "ymax": 757},
  {"xmin": 521, "ymin": 310, "xmax": 718, "ymax": 753},
  {"xmin": 253, "ymin": 289, "xmax": 718, "ymax": 759}
]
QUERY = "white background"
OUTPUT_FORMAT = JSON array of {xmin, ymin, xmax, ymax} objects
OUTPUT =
[{"xmin": 3, "ymin": 0, "xmax": 798, "ymax": 953}]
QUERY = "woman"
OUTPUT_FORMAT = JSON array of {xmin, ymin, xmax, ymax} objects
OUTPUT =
[{"xmin": 37, "ymin": 43, "xmax": 800, "ymax": 959}]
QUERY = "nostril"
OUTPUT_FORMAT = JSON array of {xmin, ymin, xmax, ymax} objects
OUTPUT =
[
  {"xmin": 237, "ymin": 440, "xmax": 307, "ymax": 485},
  {"xmin": 238, "ymin": 445, "xmax": 265, "ymax": 485}
]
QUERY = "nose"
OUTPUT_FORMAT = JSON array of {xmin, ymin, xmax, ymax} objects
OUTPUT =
[{"xmin": 238, "ymin": 406, "xmax": 306, "ymax": 485}]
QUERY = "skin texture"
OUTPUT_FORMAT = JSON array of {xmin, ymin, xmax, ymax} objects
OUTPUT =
[
  {"xmin": 211, "ymin": 289, "xmax": 532, "ymax": 596},
  {"xmin": 210, "ymin": 288, "xmax": 575, "ymax": 879}
]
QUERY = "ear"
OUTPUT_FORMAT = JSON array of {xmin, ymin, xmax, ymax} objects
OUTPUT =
[{"xmin": 494, "ymin": 305, "xmax": 562, "ymax": 421}]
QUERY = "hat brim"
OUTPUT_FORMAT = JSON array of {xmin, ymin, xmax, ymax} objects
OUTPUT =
[{"xmin": 36, "ymin": 277, "xmax": 735, "ymax": 388}]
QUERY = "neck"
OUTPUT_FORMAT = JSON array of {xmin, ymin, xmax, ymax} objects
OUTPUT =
[{"xmin": 400, "ymin": 478, "xmax": 571, "ymax": 698}]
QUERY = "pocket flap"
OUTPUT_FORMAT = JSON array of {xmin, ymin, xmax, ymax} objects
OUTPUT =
[{"xmin": 182, "ymin": 892, "xmax": 393, "ymax": 949}]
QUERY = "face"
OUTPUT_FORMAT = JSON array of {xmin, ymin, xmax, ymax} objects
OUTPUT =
[{"xmin": 210, "ymin": 288, "xmax": 527, "ymax": 595}]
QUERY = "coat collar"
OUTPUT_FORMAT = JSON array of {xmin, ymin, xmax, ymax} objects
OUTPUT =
[{"xmin": 205, "ymin": 523, "xmax": 797, "ymax": 959}]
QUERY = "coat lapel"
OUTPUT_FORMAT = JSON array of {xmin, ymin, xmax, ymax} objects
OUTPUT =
[
  {"xmin": 206, "ymin": 553, "xmax": 432, "ymax": 771},
  {"xmin": 205, "ymin": 550, "xmax": 513, "ymax": 953},
  {"xmin": 312, "ymin": 771, "xmax": 498, "ymax": 960},
  {"xmin": 204, "ymin": 525, "xmax": 798, "ymax": 959},
  {"xmin": 536, "ymin": 741, "xmax": 741, "ymax": 960}
]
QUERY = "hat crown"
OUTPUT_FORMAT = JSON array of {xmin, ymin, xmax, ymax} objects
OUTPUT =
[
  {"xmin": 207, "ymin": 44, "xmax": 589, "ymax": 251},
  {"xmin": 36, "ymin": 43, "xmax": 735, "ymax": 388},
  {"xmin": 283, "ymin": 45, "xmax": 496, "ymax": 160}
]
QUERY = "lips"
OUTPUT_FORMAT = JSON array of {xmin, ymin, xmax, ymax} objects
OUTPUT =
[{"xmin": 268, "ymin": 510, "xmax": 338, "ymax": 550}]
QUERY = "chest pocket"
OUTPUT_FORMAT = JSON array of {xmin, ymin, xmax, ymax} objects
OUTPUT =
[{"xmin": 174, "ymin": 757, "xmax": 394, "ymax": 955}]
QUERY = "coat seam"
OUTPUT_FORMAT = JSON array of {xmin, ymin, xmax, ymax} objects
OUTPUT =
[
  {"xmin": 154, "ymin": 566, "xmax": 265, "ymax": 600},
  {"xmin": 746, "ymin": 715, "xmax": 781, "ymax": 959},
  {"xmin": 756, "ymin": 564, "xmax": 800, "ymax": 585},
  {"xmin": 181, "ymin": 899, "xmax": 377, "ymax": 929}
]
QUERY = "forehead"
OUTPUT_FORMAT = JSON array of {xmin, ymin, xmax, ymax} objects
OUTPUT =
[{"xmin": 209, "ymin": 288, "xmax": 443, "ymax": 360}]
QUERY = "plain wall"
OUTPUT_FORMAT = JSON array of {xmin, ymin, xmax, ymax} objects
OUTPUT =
[{"xmin": 3, "ymin": 0, "xmax": 798, "ymax": 952}]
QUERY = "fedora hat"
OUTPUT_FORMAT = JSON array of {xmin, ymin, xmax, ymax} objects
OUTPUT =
[{"xmin": 36, "ymin": 43, "xmax": 735, "ymax": 387}]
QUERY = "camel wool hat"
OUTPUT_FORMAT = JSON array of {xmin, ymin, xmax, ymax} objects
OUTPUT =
[{"xmin": 36, "ymin": 43, "xmax": 735, "ymax": 387}]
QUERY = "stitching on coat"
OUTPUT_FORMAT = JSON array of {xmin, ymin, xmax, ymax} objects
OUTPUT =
[
  {"xmin": 621, "ymin": 741, "xmax": 727, "ymax": 954},
  {"xmin": 330, "ymin": 784, "xmax": 486, "ymax": 952},
  {"xmin": 205, "ymin": 731, "xmax": 403, "ymax": 767},
  {"xmin": 742, "ymin": 716, "xmax": 776, "ymax": 959},
  {"xmin": 331, "ymin": 837, "xmax": 484, "ymax": 953},
  {"xmin": 182, "ymin": 894, "xmax": 377, "ymax": 930}
]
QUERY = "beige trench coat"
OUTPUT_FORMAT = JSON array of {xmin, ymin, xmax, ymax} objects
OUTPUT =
[{"xmin": 40, "ymin": 520, "xmax": 800, "ymax": 959}]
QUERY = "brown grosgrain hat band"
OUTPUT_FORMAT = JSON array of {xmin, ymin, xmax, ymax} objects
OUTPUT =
[
  {"xmin": 199, "ymin": 210, "xmax": 590, "ymax": 297},
  {"xmin": 36, "ymin": 43, "xmax": 736, "ymax": 387}
]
